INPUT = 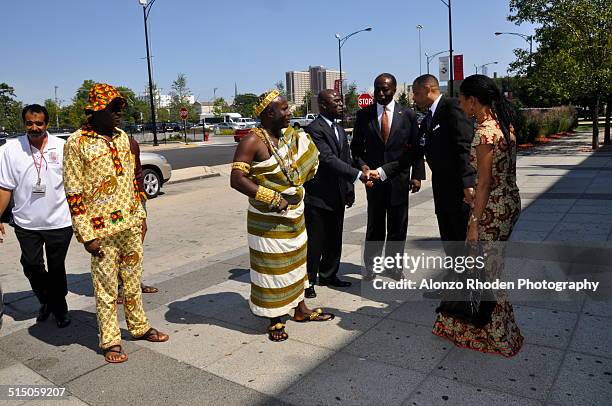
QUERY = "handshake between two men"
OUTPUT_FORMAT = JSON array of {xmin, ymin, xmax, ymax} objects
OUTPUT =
[{"xmin": 357, "ymin": 165, "xmax": 422, "ymax": 193}]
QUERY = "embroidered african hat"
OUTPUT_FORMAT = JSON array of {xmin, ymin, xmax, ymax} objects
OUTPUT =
[
  {"xmin": 253, "ymin": 89, "xmax": 280, "ymax": 117},
  {"xmin": 85, "ymin": 83, "xmax": 126, "ymax": 112}
]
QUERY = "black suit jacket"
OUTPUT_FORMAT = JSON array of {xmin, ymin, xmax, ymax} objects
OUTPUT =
[
  {"xmin": 304, "ymin": 116, "xmax": 359, "ymax": 211},
  {"xmin": 350, "ymin": 103, "xmax": 425, "ymax": 206},
  {"xmin": 422, "ymin": 96, "xmax": 475, "ymax": 212}
]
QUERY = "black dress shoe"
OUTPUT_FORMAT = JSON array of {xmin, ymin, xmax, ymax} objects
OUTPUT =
[
  {"xmin": 55, "ymin": 314, "xmax": 71, "ymax": 328},
  {"xmin": 382, "ymin": 270, "xmax": 403, "ymax": 281},
  {"xmin": 305, "ymin": 286, "xmax": 317, "ymax": 299},
  {"xmin": 319, "ymin": 277, "xmax": 352, "ymax": 288},
  {"xmin": 422, "ymin": 289, "xmax": 444, "ymax": 299},
  {"xmin": 36, "ymin": 304, "xmax": 51, "ymax": 322}
]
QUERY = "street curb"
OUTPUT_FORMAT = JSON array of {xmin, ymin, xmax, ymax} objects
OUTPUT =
[{"xmin": 166, "ymin": 172, "xmax": 220, "ymax": 185}]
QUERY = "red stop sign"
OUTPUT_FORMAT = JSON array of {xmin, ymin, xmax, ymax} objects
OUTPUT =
[
  {"xmin": 358, "ymin": 93, "xmax": 374, "ymax": 109},
  {"xmin": 179, "ymin": 107, "xmax": 188, "ymax": 120}
]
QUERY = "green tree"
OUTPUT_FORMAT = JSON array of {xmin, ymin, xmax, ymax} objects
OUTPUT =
[
  {"xmin": 508, "ymin": 0, "xmax": 612, "ymax": 148},
  {"xmin": 344, "ymin": 83, "xmax": 359, "ymax": 115},
  {"xmin": 169, "ymin": 73, "xmax": 193, "ymax": 121},
  {"xmin": 0, "ymin": 83, "xmax": 23, "ymax": 132},
  {"xmin": 300, "ymin": 90, "xmax": 312, "ymax": 115},
  {"xmin": 397, "ymin": 91, "xmax": 410, "ymax": 107},
  {"xmin": 232, "ymin": 93, "xmax": 259, "ymax": 117},
  {"xmin": 275, "ymin": 81, "xmax": 286, "ymax": 98},
  {"xmin": 44, "ymin": 99, "xmax": 72, "ymax": 129},
  {"xmin": 67, "ymin": 80, "xmax": 95, "ymax": 128},
  {"xmin": 212, "ymin": 97, "xmax": 231, "ymax": 116}
]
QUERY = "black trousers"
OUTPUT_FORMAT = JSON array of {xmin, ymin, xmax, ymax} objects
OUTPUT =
[
  {"xmin": 305, "ymin": 204, "xmax": 345, "ymax": 284},
  {"xmin": 435, "ymin": 203, "xmax": 470, "ymax": 281},
  {"xmin": 364, "ymin": 184, "xmax": 409, "ymax": 272},
  {"xmin": 14, "ymin": 225, "xmax": 73, "ymax": 316}
]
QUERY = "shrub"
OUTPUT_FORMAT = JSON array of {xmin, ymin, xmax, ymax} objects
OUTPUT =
[{"xmin": 516, "ymin": 106, "xmax": 577, "ymax": 143}]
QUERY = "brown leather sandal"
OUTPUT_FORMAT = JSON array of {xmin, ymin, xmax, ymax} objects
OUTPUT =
[
  {"xmin": 104, "ymin": 345, "xmax": 128, "ymax": 363},
  {"xmin": 135, "ymin": 327, "xmax": 169, "ymax": 342},
  {"xmin": 141, "ymin": 285, "xmax": 158, "ymax": 293}
]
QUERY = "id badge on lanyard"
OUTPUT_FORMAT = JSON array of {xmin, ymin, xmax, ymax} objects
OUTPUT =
[{"xmin": 30, "ymin": 143, "xmax": 47, "ymax": 196}]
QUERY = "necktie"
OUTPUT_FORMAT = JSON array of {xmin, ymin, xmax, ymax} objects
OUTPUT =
[
  {"xmin": 331, "ymin": 122, "xmax": 339, "ymax": 143},
  {"xmin": 381, "ymin": 106, "xmax": 390, "ymax": 143}
]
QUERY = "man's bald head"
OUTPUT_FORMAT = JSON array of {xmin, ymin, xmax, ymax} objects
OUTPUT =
[
  {"xmin": 412, "ymin": 74, "xmax": 441, "ymax": 109},
  {"xmin": 318, "ymin": 89, "xmax": 343, "ymax": 120}
]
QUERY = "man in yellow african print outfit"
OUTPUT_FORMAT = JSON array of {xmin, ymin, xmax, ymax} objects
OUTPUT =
[
  {"xmin": 230, "ymin": 90, "xmax": 335, "ymax": 342},
  {"xmin": 63, "ymin": 83, "xmax": 169, "ymax": 363}
]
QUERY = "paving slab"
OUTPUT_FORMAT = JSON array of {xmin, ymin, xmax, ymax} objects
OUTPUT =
[
  {"xmin": 403, "ymin": 375, "xmax": 543, "ymax": 406},
  {"xmin": 569, "ymin": 314, "xmax": 612, "ymax": 357},
  {"xmin": 433, "ymin": 344, "xmax": 564, "ymax": 401},
  {"xmin": 282, "ymin": 352, "xmax": 425, "ymax": 406},
  {"xmin": 205, "ymin": 337, "xmax": 335, "ymax": 396},
  {"xmin": 66, "ymin": 347, "xmax": 285, "ymax": 406},
  {"xmin": 344, "ymin": 319, "xmax": 452, "ymax": 373},
  {"xmin": 513, "ymin": 305, "xmax": 578, "ymax": 349},
  {"xmin": 548, "ymin": 352, "xmax": 612, "ymax": 406}
]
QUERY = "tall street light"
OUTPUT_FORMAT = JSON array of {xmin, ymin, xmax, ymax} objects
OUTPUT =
[
  {"xmin": 478, "ymin": 61, "xmax": 498, "ymax": 76},
  {"xmin": 416, "ymin": 25, "xmax": 423, "ymax": 75},
  {"xmin": 425, "ymin": 50, "xmax": 448, "ymax": 74},
  {"xmin": 440, "ymin": 0, "xmax": 454, "ymax": 96},
  {"xmin": 335, "ymin": 27, "xmax": 372, "ymax": 125},
  {"xmin": 495, "ymin": 32, "xmax": 533, "ymax": 68},
  {"xmin": 139, "ymin": 0, "xmax": 159, "ymax": 146}
]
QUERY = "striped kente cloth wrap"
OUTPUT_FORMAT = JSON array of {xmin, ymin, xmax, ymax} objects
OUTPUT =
[{"xmin": 247, "ymin": 127, "xmax": 319, "ymax": 317}]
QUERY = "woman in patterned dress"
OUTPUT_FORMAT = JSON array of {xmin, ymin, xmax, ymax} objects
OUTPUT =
[{"xmin": 432, "ymin": 75, "xmax": 524, "ymax": 357}]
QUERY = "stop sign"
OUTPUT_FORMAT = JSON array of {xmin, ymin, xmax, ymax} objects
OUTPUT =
[
  {"xmin": 358, "ymin": 93, "xmax": 374, "ymax": 109},
  {"xmin": 179, "ymin": 107, "xmax": 188, "ymax": 120}
]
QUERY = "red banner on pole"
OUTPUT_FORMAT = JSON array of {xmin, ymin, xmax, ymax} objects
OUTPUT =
[
  {"xmin": 453, "ymin": 55, "xmax": 464, "ymax": 81},
  {"xmin": 334, "ymin": 79, "xmax": 341, "ymax": 93}
]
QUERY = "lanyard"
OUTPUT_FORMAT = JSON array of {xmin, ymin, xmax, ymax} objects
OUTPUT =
[{"xmin": 29, "ymin": 139, "xmax": 48, "ymax": 183}]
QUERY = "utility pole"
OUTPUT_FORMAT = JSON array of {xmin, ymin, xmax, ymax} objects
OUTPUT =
[{"xmin": 54, "ymin": 86, "xmax": 60, "ymax": 129}]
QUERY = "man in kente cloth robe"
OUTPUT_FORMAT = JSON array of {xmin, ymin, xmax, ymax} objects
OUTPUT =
[{"xmin": 230, "ymin": 90, "xmax": 335, "ymax": 342}]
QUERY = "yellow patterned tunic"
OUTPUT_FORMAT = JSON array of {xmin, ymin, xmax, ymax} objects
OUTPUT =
[{"xmin": 63, "ymin": 127, "xmax": 146, "ymax": 243}]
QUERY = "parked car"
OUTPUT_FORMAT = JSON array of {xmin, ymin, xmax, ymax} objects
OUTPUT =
[
  {"xmin": 289, "ymin": 113, "xmax": 316, "ymax": 129},
  {"xmin": 234, "ymin": 128, "xmax": 252, "ymax": 142},
  {"xmin": 215, "ymin": 122, "xmax": 241, "ymax": 131},
  {"xmin": 141, "ymin": 152, "xmax": 172, "ymax": 198}
]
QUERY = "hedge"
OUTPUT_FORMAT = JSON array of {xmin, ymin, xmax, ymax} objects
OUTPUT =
[{"xmin": 515, "ymin": 106, "xmax": 578, "ymax": 144}]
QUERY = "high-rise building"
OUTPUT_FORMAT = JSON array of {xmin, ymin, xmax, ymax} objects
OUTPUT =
[
  {"xmin": 285, "ymin": 70, "xmax": 310, "ymax": 105},
  {"xmin": 285, "ymin": 66, "xmax": 346, "ymax": 113}
]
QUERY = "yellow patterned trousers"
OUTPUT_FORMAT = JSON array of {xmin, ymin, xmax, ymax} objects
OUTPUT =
[{"xmin": 91, "ymin": 226, "xmax": 150, "ymax": 349}]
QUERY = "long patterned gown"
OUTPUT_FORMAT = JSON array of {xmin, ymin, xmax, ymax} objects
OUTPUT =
[
  {"xmin": 433, "ymin": 118, "xmax": 524, "ymax": 357},
  {"xmin": 246, "ymin": 127, "xmax": 319, "ymax": 318}
]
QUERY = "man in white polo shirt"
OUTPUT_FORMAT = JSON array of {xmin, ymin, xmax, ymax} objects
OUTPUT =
[{"xmin": 0, "ymin": 104, "xmax": 73, "ymax": 328}]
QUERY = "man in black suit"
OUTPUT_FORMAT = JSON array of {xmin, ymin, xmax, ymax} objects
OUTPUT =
[
  {"xmin": 304, "ymin": 89, "xmax": 367, "ymax": 298},
  {"xmin": 351, "ymin": 73, "xmax": 425, "ymax": 280},
  {"xmin": 412, "ymin": 74, "xmax": 475, "ymax": 297}
]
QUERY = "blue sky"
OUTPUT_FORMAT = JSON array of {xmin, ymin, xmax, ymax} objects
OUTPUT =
[{"xmin": 1, "ymin": 0, "xmax": 535, "ymax": 104}]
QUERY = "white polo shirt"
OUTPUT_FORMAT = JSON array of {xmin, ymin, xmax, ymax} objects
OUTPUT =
[{"xmin": 0, "ymin": 133, "xmax": 72, "ymax": 230}]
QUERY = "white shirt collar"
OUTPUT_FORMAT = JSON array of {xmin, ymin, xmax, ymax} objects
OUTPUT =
[
  {"xmin": 319, "ymin": 114, "xmax": 335, "ymax": 128},
  {"xmin": 377, "ymin": 99, "xmax": 396, "ymax": 114},
  {"xmin": 429, "ymin": 94, "xmax": 443, "ymax": 116}
]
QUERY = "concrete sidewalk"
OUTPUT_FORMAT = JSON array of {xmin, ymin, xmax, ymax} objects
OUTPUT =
[{"xmin": 0, "ymin": 130, "xmax": 611, "ymax": 405}]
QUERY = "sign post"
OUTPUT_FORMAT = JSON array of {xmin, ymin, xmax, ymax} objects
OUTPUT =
[
  {"xmin": 357, "ymin": 93, "xmax": 374, "ymax": 109},
  {"xmin": 179, "ymin": 107, "xmax": 188, "ymax": 143}
]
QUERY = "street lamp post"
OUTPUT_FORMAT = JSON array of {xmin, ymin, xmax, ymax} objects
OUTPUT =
[
  {"xmin": 139, "ymin": 0, "xmax": 159, "ymax": 146},
  {"xmin": 495, "ymin": 32, "xmax": 533, "ymax": 68},
  {"xmin": 416, "ymin": 25, "xmax": 423, "ymax": 75},
  {"xmin": 425, "ymin": 50, "xmax": 448, "ymax": 74},
  {"xmin": 440, "ymin": 0, "xmax": 454, "ymax": 96},
  {"xmin": 335, "ymin": 27, "xmax": 372, "ymax": 125},
  {"xmin": 479, "ymin": 61, "xmax": 498, "ymax": 76}
]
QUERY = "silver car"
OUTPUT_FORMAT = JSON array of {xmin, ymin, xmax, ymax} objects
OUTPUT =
[{"xmin": 140, "ymin": 152, "xmax": 172, "ymax": 199}]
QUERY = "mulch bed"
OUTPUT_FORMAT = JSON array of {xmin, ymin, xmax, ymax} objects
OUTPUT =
[{"xmin": 518, "ymin": 131, "xmax": 572, "ymax": 150}]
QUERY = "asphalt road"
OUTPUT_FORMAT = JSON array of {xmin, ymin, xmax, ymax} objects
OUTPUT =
[{"xmin": 155, "ymin": 144, "xmax": 237, "ymax": 169}]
